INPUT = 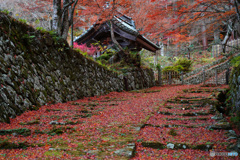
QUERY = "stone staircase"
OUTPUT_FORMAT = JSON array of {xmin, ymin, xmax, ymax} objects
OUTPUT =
[
  {"xmin": 134, "ymin": 86, "xmax": 239, "ymax": 159},
  {"xmin": 183, "ymin": 53, "xmax": 240, "ymax": 85}
]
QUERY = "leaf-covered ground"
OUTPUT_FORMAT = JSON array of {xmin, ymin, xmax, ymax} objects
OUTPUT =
[{"xmin": 0, "ymin": 85, "xmax": 238, "ymax": 159}]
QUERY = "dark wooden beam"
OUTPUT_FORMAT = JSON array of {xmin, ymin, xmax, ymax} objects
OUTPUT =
[{"xmin": 136, "ymin": 37, "xmax": 157, "ymax": 52}]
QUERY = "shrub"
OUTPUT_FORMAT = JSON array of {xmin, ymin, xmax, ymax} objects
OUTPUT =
[
  {"xmin": 162, "ymin": 57, "xmax": 192, "ymax": 73},
  {"xmin": 173, "ymin": 57, "xmax": 193, "ymax": 72},
  {"xmin": 162, "ymin": 65, "xmax": 184, "ymax": 73},
  {"xmin": 73, "ymin": 42, "xmax": 98, "ymax": 56},
  {"xmin": 96, "ymin": 52, "xmax": 113, "ymax": 61},
  {"xmin": 231, "ymin": 55, "xmax": 240, "ymax": 67}
]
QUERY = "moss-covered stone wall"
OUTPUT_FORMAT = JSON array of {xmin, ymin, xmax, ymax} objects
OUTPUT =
[
  {"xmin": 0, "ymin": 12, "xmax": 155, "ymax": 123},
  {"xmin": 229, "ymin": 63, "xmax": 240, "ymax": 129}
]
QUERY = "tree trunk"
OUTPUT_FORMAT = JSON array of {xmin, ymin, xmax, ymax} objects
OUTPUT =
[
  {"xmin": 214, "ymin": 28, "xmax": 220, "ymax": 43},
  {"xmin": 52, "ymin": 0, "xmax": 61, "ymax": 35},
  {"xmin": 222, "ymin": 30, "xmax": 232, "ymax": 53},
  {"xmin": 234, "ymin": 0, "xmax": 240, "ymax": 23},
  {"xmin": 61, "ymin": 0, "xmax": 70, "ymax": 40},
  {"xmin": 222, "ymin": 19, "xmax": 236, "ymax": 53},
  {"xmin": 110, "ymin": 20, "xmax": 126, "ymax": 54},
  {"xmin": 201, "ymin": 21, "xmax": 208, "ymax": 50},
  {"xmin": 70, "ymin": 18, "xmax": 73, "ymax": 47},
  {"xmin": 69, "ymin": 0, "xmax": 78, "ymax": 47},
  {"xmin": 52, "ymin": 0, "xmax": 78, "ymax": 41}
]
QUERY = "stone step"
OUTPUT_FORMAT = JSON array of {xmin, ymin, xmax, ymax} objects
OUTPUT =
[
  {"xmin": 147, "ymin": 115, "xmax": 215, "ymax": 127},
  {"xmin": 137, "ymin": 126, "xmax": 235, "ymax": 151},
  {"xmin": 141, "ymin": 141, "xmax": 213, "ymax": 151}
]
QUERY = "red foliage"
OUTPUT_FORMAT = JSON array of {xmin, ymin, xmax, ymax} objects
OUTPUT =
[
  {"xmin": 0, "ymin": 85, "xmax": 237, "ymax": 159},
  {"xmin": 73, "ymin": 42, "xmax": 98, "ymax": 56}
]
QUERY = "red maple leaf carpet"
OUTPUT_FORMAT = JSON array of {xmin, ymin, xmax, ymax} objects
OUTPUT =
[{"xmin": 0, "ymin": 85, "xmax": 238, "ymax": 159}]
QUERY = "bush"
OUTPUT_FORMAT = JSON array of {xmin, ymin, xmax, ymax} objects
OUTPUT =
[
  {"xmin": 162, "ymin": 65, "xmax": 183, "ymax": 73},
  {"xmin": 162, "ymin": 57, "xmax": 192, "ymax": 74},
  {"xmin": 231, "ymin": 55, "xmax": 240, "ymax": 67},
  {"xmin": 173, "ymin": 57, "xmax": 192, "ymax": 72},
  {"xmin": 73, "ymin": 42, "xmax": 98, "ymax": 56},
  {"xmin": 96, "ymin": 52, "xmax": 113, "ymax": 61}
]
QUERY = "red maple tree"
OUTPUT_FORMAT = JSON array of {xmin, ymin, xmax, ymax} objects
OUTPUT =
[{"xmin": 146, "ymin": 0, "xmax": 240, "ymax": 53}]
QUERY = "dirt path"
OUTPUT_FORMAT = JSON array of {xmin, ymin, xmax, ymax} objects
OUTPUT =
[{"xmin": 0, "ymin": 85, "xmax": 238, "ymax": 159}]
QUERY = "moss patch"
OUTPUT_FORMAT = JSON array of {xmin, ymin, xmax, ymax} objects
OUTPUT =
[
  {"xmin": 168, "ymin": 128, "xmax": 177, "ymax": 136},
  {"xmin": 0, "ymin": 128, "xmax": 31, "ymax": 136},
  {"xmin": 0, "ymin": 139, "xmax": 29, "ymax": 149},
  {"xmin": 44, "ymin": 150, "xmax": 63, "ymax": 157},
  {"xmin": 141, "ymin": 142, "xmax": 165, "ymax": 149},
  {"xmin": 19, "ymin": 120, "xmax": 40, "ymax": 125}
]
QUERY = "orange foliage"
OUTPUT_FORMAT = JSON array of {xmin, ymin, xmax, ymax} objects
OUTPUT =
[
  {"xmin": 146, "ymin": 0, "xmax": 240, "ymax": 45},
  {"xmin": 19, "ymin": 0, "xmax": 240, "ymax": 45}
]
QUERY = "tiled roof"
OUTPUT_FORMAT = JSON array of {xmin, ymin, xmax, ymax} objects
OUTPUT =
[
  {"xmin": 74, "ymin": 15, "xmax": 160, "ymax": 50},
  {"xmin": 140, "ymin": 35, "xmax": 160, "ymax": 49},
  {"xmin": 73, "ymin": 23, "xmax": 96, "ymax": 42},
  {"xmin": 112, "ymin": 16, "xmax": 139, "ymax": 36}
]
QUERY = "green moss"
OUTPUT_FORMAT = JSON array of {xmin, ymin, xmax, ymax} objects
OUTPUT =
[
  {"xmin": 141, "ymin": 142, "xmax": 164, "ymax": 149},
  {"xmin": 48, "ymin": 126, "xmax": 74, "ymax": 136},
  {"xmin": 230, "ymin": 115, "xmax": 240, "ymax": 126},
  {"xmin": 0, "ymin": 139, "xmax": 29, "ymax": 149},
  {"xmin": 34, "ymin": 129, "xmax": 45, "ymax": 134},
  {"xmin": 19, "ymin": 120, "xmax": 40, "ymax": 125},
  {"xmin": 79, "ymin": 113, "xmax": 92, "ymax": 118},
  {"xmin": 0, "ymin": 128, "xmax": 31, "ymax": 136},
  {"xmin": 168, "ymin": 128, "xmax": 177, "ymax": 136},
  {"xmin": 192, "ymin": 144, "xmax": 212, "ymax": 150},
  {"xmin": 44, "ymin": 150, "xmax": 63, "ymax": 157},
  {"xmin": 64, "ymin": 121, "xmax": 79, "ymax": 125},
  {"xmin": 230, "ymin": 55, "xmax": 240, "ymax": 67},
  {"xmin": 48, "ymin": 138, "xmax": 69, "ymax": 147},
  {"xmin": 96, "ymin": 52, "xmax": 114, "ymax": 61},
  {"xmin": 182, "ymin": 113, "xmax": 195, "ymax": 116},
  {"xmin": 71, "ymin": 102, "xmax": 84, "ymax": 106},
  {"xmin": 13, "ymin": 81, "xmax": 21, "ymax": 95},
  {"xmin": 22, "ymin": 68, "xmax": 29, "ymax": 79},
  {"xmin": 42, "ymin": 90, "xmax": 48, "ymax": 98},
  {"xmin": 48, "ymin": 127, "xmax": 64, "ymax": 136},
  {"xmin": 30, "ymin": 105, "xmax": 39, "ymax": 111},
  {"xmin": 173, "ymin": 143, "xmax": 189, "ymax": 149},
  {"xmin": 87, "ymin": 102, "xmax": 99, "ymax": 107},
  {"xmin": 165, "ymin": 106, "xmax": 173, "ymax": 109},
  {"xmin": 0, "ymin": 57, "xmax": 5, "ymax": 65}
]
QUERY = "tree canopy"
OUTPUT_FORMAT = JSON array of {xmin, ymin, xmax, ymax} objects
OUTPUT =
[{"xmin": 10, "ymin": 0, "xmax": 240, "ymax": 52}]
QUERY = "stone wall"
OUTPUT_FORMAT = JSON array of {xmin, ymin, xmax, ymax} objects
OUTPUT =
[
  {"xmin": 230, "ymin": 63, "xmax": 240, "ymax": 114},
  {"xmin": 229, "ymin": 58, "xmax": 240, "ymax": 131},
  {"xmin": 0, "ymin": 12, "xmax": 155, "ymax": 123},
  {"xmin": 123, "ymin": 68, "xmax": 155, "ymax": 91}
]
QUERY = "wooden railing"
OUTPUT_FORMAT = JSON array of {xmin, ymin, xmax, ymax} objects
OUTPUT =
[
  {"xmin": 212, "ymin": 39, "xmax": 240, "ymax": 57},
  {"xmin": 155, "ymin": 67, "xmax": 231, "ymax": 85},
  {"xmin": 155, "ymin": 71, "xmax": 185, "ymax": 85}
]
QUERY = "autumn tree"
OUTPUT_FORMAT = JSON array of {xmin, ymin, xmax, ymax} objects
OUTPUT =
[
  {"xmin": 84, "ymin": 0, "xmax": 133, "ymax": 52},
  {"xmin": 18, "ymin": 0, "xmax": 134, "ymax": 48},
  {"xmin": 51, "ymin": 0, "xmax": 79, "ymax": 42},
  {"xmin": 16, "ymin": 0, "xmax": 82, "ymax": 45},
  {"xmin": 181, "ymin": 0, "xmax": 240, "ymax": 52},
  {"xmin": 147, "ymin": 0, "xmax": 240, "ymax": 53},
  {"xmin": 0, "ymin": 0, "xmax": 52, "ymax": 29}
]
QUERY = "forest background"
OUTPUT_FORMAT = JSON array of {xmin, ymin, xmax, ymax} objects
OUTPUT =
[{"xmin": 1, "ymin": 0, "xmax": 240, "ymax": 70}]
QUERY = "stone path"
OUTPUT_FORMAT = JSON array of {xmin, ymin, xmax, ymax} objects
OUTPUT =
[
  {"xmin": 0, "ymin": 85, "xmax": 239, "ymax": 159},
  {"xmin": 132, "ymin": 85, "xmax": 239, "ymax": 159}
]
